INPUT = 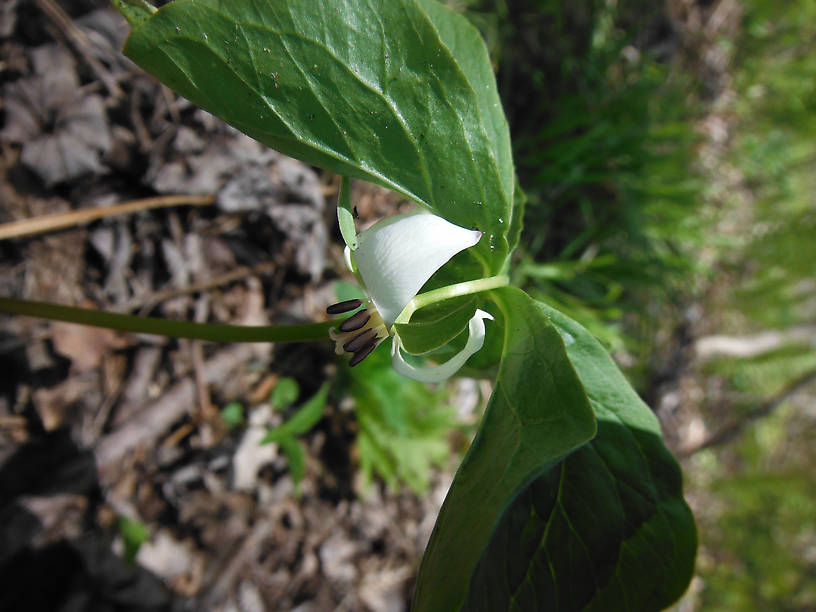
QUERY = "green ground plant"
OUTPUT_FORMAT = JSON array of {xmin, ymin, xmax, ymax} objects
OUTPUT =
[
  {"xmin": 468, "ymin": 0, "xmax": 706, "ymax": 368},
  {"xmin": 689, "ymin": 1, "xmax": 816, "ymax": 608},
  {"xmin": 261, "ymin": 378, "xmax": 329, "ymax": 492},
  {"xmin": 730, "ymin": 0, "xmax": 816, "ymax": 329}
]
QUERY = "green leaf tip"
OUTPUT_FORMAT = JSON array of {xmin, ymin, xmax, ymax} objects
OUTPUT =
[
  {"xmin": 220, "ymin": 401, "xmax": 244, "ymax": 428},
  {"xmin": 122, "ymin": 0, "xmax": 514, "ymax": 271},
  {"xmin": 118, "ymin": 516, "xmax": 149, "ymax": 565},
  {"xmin": 271, "ymin": 377, "xmax": 300, "ymax": 411},
  {"xmin": 110, "ymin": 0, "xmax": 156, "ymax": 29},
  {"xmin": 261, "ymin": 382, "xmax": 329, "ymax": 444},
  {"xmin": 277, "ymin": 437, "xmax": 306, "ymax": 492}
]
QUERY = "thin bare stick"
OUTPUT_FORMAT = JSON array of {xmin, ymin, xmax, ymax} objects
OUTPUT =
[
  {"xmin": 0, "ymin": 194, "xmax": 215, "ymax": 241},
  {"xmin": 203, "ymin": 521, "xmax": 274, "ymax": 605},
  {"xmin": 95, "ymin": 345, "xmax": 256, "ymax": 475},
  {"xmin": 0, "ymin": 415, "xmax": 27, "ymax": 428},
  {"xmin": 34, "ymin": 0, "xmax": 125, "ymax": 99},
  {"xmin": 680, "ymin": 367, "xmax": 816, "ymax": 457},
  {"xmin": 121, "ymin": 261, "xmax": 277, "ymax": 314},
  {"xmin": 191, "ymin": 296, "xmax": 213, "ymax": 423}
]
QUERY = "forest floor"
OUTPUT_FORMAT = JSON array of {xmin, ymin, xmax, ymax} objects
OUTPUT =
[
  {"xmin": 1, "ymin": 1, "xmax": 812, "ymax": 611},
  {"xmin": 0, "ymin": 2, "xmax": 446, "ymax": 610}
]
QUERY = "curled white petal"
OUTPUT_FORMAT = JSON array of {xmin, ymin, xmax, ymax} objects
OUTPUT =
[
  {"xmin": 353, "ymin": 214, "xmax": 481, "ymax": 326},
  {"xmin": 391, "ymin": 309, "xmax": 494, "ymax": 383},
  {"xmin": 343, "ymin": 245, "xmax": 356, "ymax": 274}
]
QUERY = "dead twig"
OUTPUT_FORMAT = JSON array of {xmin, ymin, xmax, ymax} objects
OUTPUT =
[
  {"xmin": 203, "ymin": 521, "xmax": 274, "ymax": 606},
  {"xmin": 0, "ymin": 415, "xmax": 28, "ymax": 443},
  {"xmin": 0, "ymin": 194, "xmax": 215, "ymax": 241},
  {"xmin": 695, "ymin": 325, "xmax": 816, "ymax": 361},
  {"xmin": 130, "ymin": 86, "xmax": 154, "ymax": 151},
  {"xmin": 159, "ymin": 84, "xmax": 182, "ymax": 124},
  {"xmin": 122, "ymin": 261, "xmax": 277, "ymax": 314},
  {"xmin": 84, "ymin": 372, "xmax": 125, "ymax": 445},
  {"xmin": 190, "ymin": 296, "xmax": 214, "ymax": 425},
  {"xmin": 680, "ymin": 367, "xmax": 816, "ymax": 457},
  {"xmin": 161, "ymin": 422, "xmax": 194, "ymax": 449},
  {"xmin": 34, "ymin": 0, "xmax": 124, "ymax": 100},
  {"xmin": 94, "ymin": 344, "xmax": 256, "ymax": 477},
  {"xmin": 0, "ymin": 415, "xmax": 27, "ymax": 428}
]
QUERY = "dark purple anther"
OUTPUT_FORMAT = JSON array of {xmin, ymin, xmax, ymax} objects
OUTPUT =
[
  {"xmin": 343, "ymin": 328, "xmax": 378, "ymax": 353},
  {"xmin": 339, "ymin": 309, "xmax": 370, "ymax": 332},
  {"xmin": 349, "ymin": 341, "xmax": 377, "ymax": 367},
  {"xmin": 326, "ymin": 298, "xmax": 363, "ymax": 315}
]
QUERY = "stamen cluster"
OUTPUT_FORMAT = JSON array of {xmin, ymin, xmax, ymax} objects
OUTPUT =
[{"xmin": 326, "ymin": 298, "xmax": 388, "ymax": 366}]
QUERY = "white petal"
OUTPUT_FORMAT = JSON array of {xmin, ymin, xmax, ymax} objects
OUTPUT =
[
  {"xmin": 353, "ymin": 214, "xmax": 481, "ymax": 326},
  {"xmin": 391, "ymin": 309, "xmax": 494, "ymax": 383}
]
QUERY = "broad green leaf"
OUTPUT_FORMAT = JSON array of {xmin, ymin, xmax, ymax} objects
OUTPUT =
[
  {"xmin": 416, "ymin": 0, "xmax": 514, "ymax": 212},
  {"xmin": 262, "ymin": 382, "xmax": 328, "ymax": 443},
  {"xmin": 122, "ymin": 0, "xmax": 514, "ymax": 270},
  {"xmin": 462, "ymin": 302, "xmax": 697, "ymax": 611},
  {"xmin": 413, "ymin": 287, "xmax": 597, "ymax": 610}
]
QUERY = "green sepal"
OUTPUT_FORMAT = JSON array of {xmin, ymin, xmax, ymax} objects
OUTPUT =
[{"xmin": 337, "ymin": 176, "xmax": 358, "ymax": 251}]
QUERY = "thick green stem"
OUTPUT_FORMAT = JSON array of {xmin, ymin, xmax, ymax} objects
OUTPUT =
[
  {"xmin": 0, "ymin": 297, "xmax": 332, "ymax": 343},
  {"xmin": 394, "ymin": 275, "xmax": 510, "ymax": 326}
]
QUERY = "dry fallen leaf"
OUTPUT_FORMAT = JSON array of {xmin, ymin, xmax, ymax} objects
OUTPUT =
[
  {"xmin": 0, "ymin": 0, "xmax": 18, "ymax": 37},
  {"xmin": 51, "ymin": 321, "xmax": 129, "ymax": 372},
  {"xmin": 0, "ymin": 44, "xmax": 111, "ymax": 185},
  {"xmin": 32, "ymin": 372, "xmax": 99, "ymax": 431},
  {"xmin": 18, "ymin": 494, "xmax": 88, "ymax": 546}
]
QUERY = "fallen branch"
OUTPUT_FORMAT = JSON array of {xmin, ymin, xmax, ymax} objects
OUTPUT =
[
  {"xmin": 694, "ymin": 325, "xmax": 816, "ymax": 361},
  {"xmin": 680, "ymin": 367, "xmax": 816, "ymax": 456},
  {"xmin": 0, "ymin": 194, "xmax": 214, "ymax": 241},
  {"xmin": 120, "ymin": 261, "xmax": 277, "ymax": 314},
  {"xmin": 94, "ymin": 344, "xmax": 256, "ymax": 476},
  {"xmin": 34, "ymin": 0, "xmax": 124, "ymax": 99}
]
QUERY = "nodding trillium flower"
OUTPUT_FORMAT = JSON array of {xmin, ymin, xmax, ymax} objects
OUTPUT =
[{"xmin": 326, "ymin": 213, "xmax": 494, "ymax": 382}]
